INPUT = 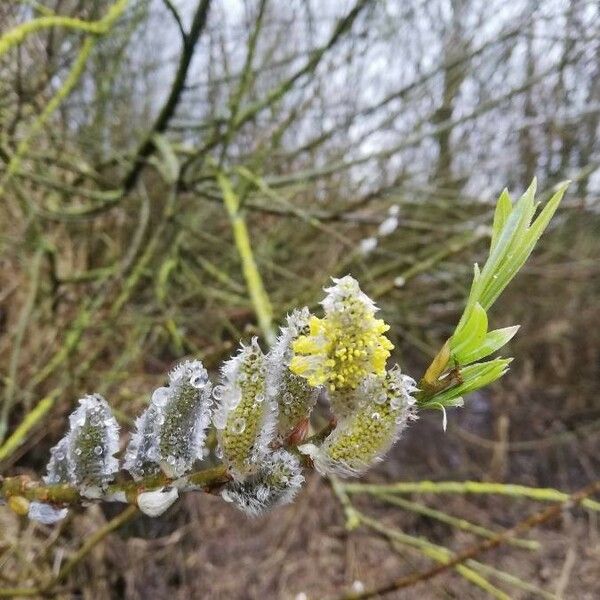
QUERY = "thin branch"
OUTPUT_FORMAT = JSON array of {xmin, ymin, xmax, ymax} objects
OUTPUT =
[
  {"xmin": 333, "ymin": 479, "xmax": 600, "ymax": 599},
  {"xmin": 161, "ymin": 0, "xmax": 187, "ymax": 42},
  {"xmin": 121, "ymin": 0, "xmax": 212, "ymax": 192},
  {"xmin": 343, "ymin": 480, "xmax": 600, "ymax": 512}
]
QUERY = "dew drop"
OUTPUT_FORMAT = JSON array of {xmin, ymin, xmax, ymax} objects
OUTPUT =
[
  {"xmin": 74, "ymin": 448, "xmax": 82, "ymax": 456},
  {"xmin": 212, "ymin": 385, "xmax": 225, "ymax": 401},
  {"xmin": 189, "ymin": 371, "xmax": 208, "ymax": 389},
  {"xmin": 213, "ymin": 412, "xmax": 227, "ymax": 429},
  {"xmin": 371, "ymin": 412, "xmax": 381, "ymax": 421},
  {"xmin": 152, "ymin": 387, "xmax": 170, "ymax": 407},
  {"xmin": 231, "ymin": 417, "xmax": 246, "ymax": 434},
  {"xmin": 93, "ymin": 446, "xmax": 103, "ymax": 456},
  {"xmin": 390, "ymin": 397, "xmax": 402, "ymax": 410}
]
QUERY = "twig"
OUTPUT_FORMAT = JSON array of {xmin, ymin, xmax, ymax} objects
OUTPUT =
[
  {"xmin": 0, "ymin": 0, "xmax": 130, "ymax": 198},
  {"xmin": 343, "ymin": 480, "xmax": 600, "ymax": 512},
  {"xmin": 334, "ymin": 479, "xmax": 600, "ymax": 599},
  {"xmin": 121, "ymin": 0, "xmax": 212, "ymax": 192},
  {"xmin": 0, "ymin": 465, "xmax": 230, "ymax": 506},
  {"xmin": 0, "ymin": 248, "xmax": 43, "ymax": 443},
  {"xmin": 0, "ymin": 505, "xmax": 138, "ymax": 597},
  {"xmin": 43, "ymin": 505, "xmax": 138, "ymax": 587},
  {"xmin": 328, "ymin": 486, "xmax": 511, "ymax": 599},
  {"xmin": 0, "ymin": 392, "xmax": 59, "ymax": 464},
  {"xmin": 375, "ymin": 492, "xmax": 539, "ymax": 550},
  {"xmin": 217, "ymin": 172, "xmax": 275, "ymax": 344}
]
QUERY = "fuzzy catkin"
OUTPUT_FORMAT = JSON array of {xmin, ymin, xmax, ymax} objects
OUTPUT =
[
  {"xmin": 290, "ymin": 276, "xmax": 394, "ymax": 413},
  {"xmin": 305, "ymin": 367, "xmax": 417, "ymax": 476},
  {"xmin": 221, "ymin": 450, "xmax": 304, "ymax": 516},
  {"xmin": 124, "ymin": 360, "xmax": 213, "ymax": 480},
  {"xmin": 213, "ymin": 339, "xmax": 277, "ymax": 478},
  {"xmin": 66, "ymin": 394, "xmax": 120, "ymax": 494},
  {"xmin": 267, "ymin": 308, "xmax": 319, "ymax": 439}
]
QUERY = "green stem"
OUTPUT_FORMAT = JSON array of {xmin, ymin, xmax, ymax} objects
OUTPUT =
[
  {"xmin": 343, "ymin": 480, "xmax": 600, "ymax": 512},
  {"xmin": 376, "ymin": 492, "xmax": 539, "ymax": 550},
  {"xmin": 0, "ymin": 392, "xmax": 59, "ymax": 463},
  {"xmin": 0, "ymin": 465, "xmax": 230, "ymax": 506},
  {"xmin": 0, "ymin": 0, "xmax": 130, "ymax": 198},
  {"xmin": 217, "ymin": 172, "xmax": 275, "ymax": 344}
]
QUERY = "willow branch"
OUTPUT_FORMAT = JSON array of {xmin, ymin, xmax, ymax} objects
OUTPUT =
[
  {"xmin": 0, "ymin": 0, "xmax": 130, "ymax": 58},
  {"xmin": 0, "ymin": 419, "xmax": 335, "ymax": 507},
  {"xmin": 335, "ymin": 479, "xmax": 600, "ymax": 599},
  {"xmin": 0, "ymin": 465, "xmax": 231, "ymax": 507},
  {"xmin": 343, "ymin": 480, "xmax": 600, "ymax": 512},
  {"xmin": 217, "ymin": 171, "xmax": 275, "ymax": 344}
]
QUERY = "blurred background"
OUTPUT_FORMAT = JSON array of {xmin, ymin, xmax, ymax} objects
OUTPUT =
[{"xmin": 0, "ymin": 0, "xmax": 599, "ymax": 598}]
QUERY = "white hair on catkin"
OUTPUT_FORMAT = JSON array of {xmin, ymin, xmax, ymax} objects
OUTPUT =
[
  {"xmin": 220, "ymin": 450, "xmax": 304, "ymax": 516},
  {"xmin": 124, "ymin": 360, "xmax": 213, "ymax": 479}
]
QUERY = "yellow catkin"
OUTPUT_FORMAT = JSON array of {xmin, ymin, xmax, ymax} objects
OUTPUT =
[{"xmin": 290, "ymin": 276, "xmax": 393, "ymax": 393}]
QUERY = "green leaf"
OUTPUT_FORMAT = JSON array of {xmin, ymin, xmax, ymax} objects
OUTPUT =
[
  {"xmin": 456, "ymin": 325, "xmax": 519, "ymax": 365},
  {"xmin": 451, "ymin": 302, "xmax": 488, "ymax": 361},
  {"xmin": 421, "ymin": 358, "xmax": 512, "ymax": 409},
  {"xmin": 490, "ymin": 189, "xmax": 512, "ymax": 251},
  {"xmin": 480, "ymin": 181, "xmax": 568, "ymax": 309},
  {"xmin": 476, "ymin": 179, "xmax": 537, "ymax": 310},
  {"xmin": 454, "ymin": 263, "xmax": 481, "ymax": 335},
  {"xmin": 451, "ymin": 179, "xmax": 567, "ymax": 363}
]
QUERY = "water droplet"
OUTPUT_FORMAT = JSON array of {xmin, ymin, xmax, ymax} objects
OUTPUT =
[
  {"xmin": 74, "ymin": 448, "xmax": 82, "ymax": 456},
  {"xmin": 390, "ymin": 397, "xmax": 402, "ymax": 410},
  {"xmin": 56, "ymin": 452, "xmax": 65, "ymax": 460},
  {"xmin": 212, "ymin": 385, "xmax": 225, "ymax": 401},
  {"xmin": 152, "ymin": 387, "xmax": 170, "ymax": 407},
  {"xmin": 374, "ymin": 393, "xmax": 387, "ymax": 405},
  {"xmin": 255, "ymin": 393, "xmax": 265, "ymax": 404},
  {"xmin": 371, "ymin": 412, "xmax": 381, "ymax": 421},
  {"xmin": 215, "ymin": 445, "xmax": 223, "ymax": 459},
  {"xmin": 231, "ymin": 417, "xmax": 246, "ymax": 434},
  {"xmin": 167, "ymin": 455, "xmax": 176, "ymax": 465},
  {"xmin": 93, "ymin": 446, "xmax": 103, "ymax": 456},
  {"xmin": 213, "ymin": 412, "xmax": 227, "ymax": 429},
  {"xmin": 189, "ymin": 371, "xmax": 208, "ymax": 389}
]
